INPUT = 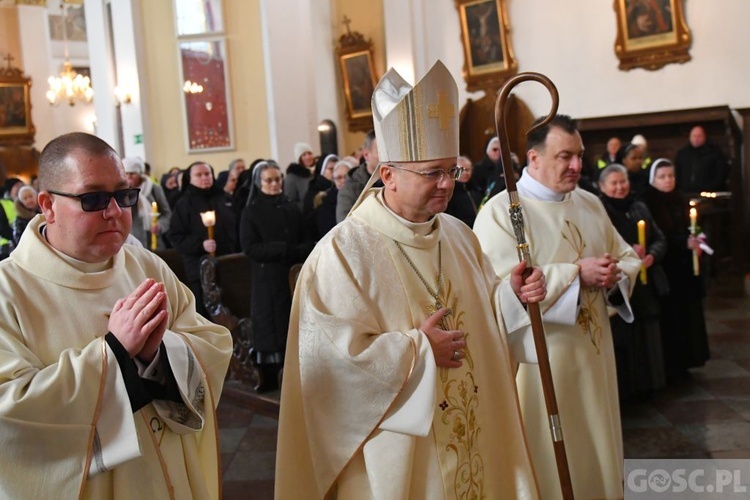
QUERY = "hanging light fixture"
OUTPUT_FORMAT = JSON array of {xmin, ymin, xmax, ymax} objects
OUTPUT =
[{"xmin": 46, "ymin": 3, "xmax": 93, "ymax": 106}]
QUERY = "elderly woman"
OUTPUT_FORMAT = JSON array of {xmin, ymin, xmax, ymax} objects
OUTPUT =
[
  {"xmin": 446, "ymin": 156, "xmax": 482, "ymax": 227},
  {"xmin": 12, "ymin": 185, "xmax": 39, "ymax": 246},
  {"xmin": 599, "ymin": 163, "xmax": 667, "ymax": 400},
  {"xmin": 240, "ymin": 161, "xmax": 313, "ymax": 391},
  {"xmin": 644, "ymin": 158, "xmax": 709, "ymax": 381},
  {"xmin": 316, "ymin": 160, "xmax": 351, "ymax": 237},
  {"xmin": 303, "ymin": 154, "xmax": 338, "ymax": 238},
  {"xmin": 168, "ymin": 161, "xmax": 238, "ymax": 315},
  {"xmin": 284, "ymin": 142, "xmax": 316, "ymax": 209}
]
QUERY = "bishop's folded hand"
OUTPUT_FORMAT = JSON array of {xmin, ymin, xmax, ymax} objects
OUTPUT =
[{"xmin": 421, "ymin": 308, "xmax": 465, "ymax": 369}]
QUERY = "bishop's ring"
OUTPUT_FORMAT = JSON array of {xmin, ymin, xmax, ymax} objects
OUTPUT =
[{"xmin": 452, "ymin": 350, "xmax": 460, "ymax": 361}]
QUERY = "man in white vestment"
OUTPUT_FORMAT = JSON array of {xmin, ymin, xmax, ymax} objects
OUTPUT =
[
  {"xmin": 474, "ymin": 115, "xmax": 641, "ymax": 500},
  {"xmin": 275, "ymin": 61, "xmax": 545, "ymax": 499},
  {"xmin": 0, "ymin": 132, "xmax": 232, "ymax": 499}
]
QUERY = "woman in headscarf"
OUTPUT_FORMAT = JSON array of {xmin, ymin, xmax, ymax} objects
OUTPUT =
[
  {"xmin": 303, "ymin": 153, "xmax": 338, "ymax": 239},
  {"xmin": 240, "ymin": 161, "xmax": 313, "ymax": 391},
  {"xmin": 644, "ymin": 158, "xmax": 710, "ymax": 381},
  {"xmin": 167, "ymin": 161, "xmax": 238, "ymax": 316},
  {"xmin": 599, "ymin": 163, "xmax": 667, "ymax": 401},
  {"xmin": 284, "ymin": 142, "xmax": 316, "ymax": 209},
  {"xmin": 317, "ymin": 160, "xmax": 351, "ymax": 237}
]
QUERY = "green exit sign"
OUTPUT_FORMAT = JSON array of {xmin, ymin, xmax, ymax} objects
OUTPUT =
[{"xmin": 134, "ymin": 134, "xmax": 143, "ymax": 144}]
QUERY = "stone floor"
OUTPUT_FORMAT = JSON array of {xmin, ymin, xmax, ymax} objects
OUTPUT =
[{"xmin": 216, "ymin": 280, "xmax": 750, "ymax": 499}]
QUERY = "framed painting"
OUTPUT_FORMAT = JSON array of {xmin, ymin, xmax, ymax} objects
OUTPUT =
[
  {"xmin": 455, "ymin": 0, "xmax": 517, "ymax": 92},
  {"xmin": 340, "ymin": 50, "xmax": 376, "ymax": 120},
  {"xmin": 614, "ymin": 0, "xmax": 692, "ymax": 70},
  {"xmin": 0, "ymin": 71, "xmax": 34, "ymax": 144},
  {"xmin": 177, "ymin": 37, "xmax": 234, "ymax": 153}
]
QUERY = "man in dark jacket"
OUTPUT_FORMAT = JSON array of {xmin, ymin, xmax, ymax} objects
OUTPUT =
[{"xmin": 675, "ymin": 125, "xmax": 729, "ymax": 193}]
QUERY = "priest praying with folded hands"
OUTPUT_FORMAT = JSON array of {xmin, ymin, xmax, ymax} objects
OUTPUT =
[
  {"xmin": 275, "ymin": 61, "xmax": 545, "ymax": 500},
  {"xmin": 0, "ymin": 132, "xmax": 232, "ymax": 499}
]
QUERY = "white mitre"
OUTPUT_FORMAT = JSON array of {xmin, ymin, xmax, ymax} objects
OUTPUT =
[{"xmin": 372, "ymin": 60, "xmax": 459, "ymax": 162}]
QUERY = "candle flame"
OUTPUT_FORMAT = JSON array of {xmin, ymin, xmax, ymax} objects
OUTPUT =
[{"xmin": 200, "ymin": 210, "xmax": 216, "ymax": 227}]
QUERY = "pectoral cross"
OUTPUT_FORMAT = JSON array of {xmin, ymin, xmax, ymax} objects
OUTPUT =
[{"xmin": 428, "ymin": 91, "xmax": 455, "ymax": 130}]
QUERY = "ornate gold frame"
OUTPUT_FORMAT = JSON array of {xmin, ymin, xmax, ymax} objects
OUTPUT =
[
  {"xmin": 336, "ymin": 28, "xmax": 377, "ymax": 133},
  {"xmin": 614, "ymin": 0, "xmax": 692, "ymax": 71},
  {"xmin": 455, "ymin": 0, "xmax": 517, "ymax": 92},
  {"xmin": 0, "ymin": 66, "xmax": 34, "ymax": 145}
]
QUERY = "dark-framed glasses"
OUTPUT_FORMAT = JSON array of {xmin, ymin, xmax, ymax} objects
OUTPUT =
[
  {"xmin": 388, "ymin": 164, "xmax": 463, "ymax": 183},
  {"xmin": 48, "ymin": 188, "xmax": 140, "ymax": 212}
]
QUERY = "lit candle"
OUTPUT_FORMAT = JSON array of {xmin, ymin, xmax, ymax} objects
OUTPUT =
[
  {"xmin": 637, "ymin": 220, "xmax": 647, "ymax": 284},
  {"xmin": 150, "ymin": 202, "xmax": 160, "ymax": 251},
  {"xmin": 690, "ymin": 207, "xmax": 699, "ymax": 275},
  {"xmin": 200, "ymin": 210, "xmax": 216, "ymax": 256}
]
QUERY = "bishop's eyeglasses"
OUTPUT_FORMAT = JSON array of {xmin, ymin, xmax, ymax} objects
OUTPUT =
[
  {"xmin": 387, "ymin": 164, "xmax": 464, "ymax": 183},
  {"xmin": 48, "ymin": 188, "xmax": 141, "ymax": 212}
]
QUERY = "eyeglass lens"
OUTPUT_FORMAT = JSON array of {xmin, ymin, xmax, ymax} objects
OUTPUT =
[{"xmin": 81, "ymin": 189, "xmax": 140, "ymax": 211}]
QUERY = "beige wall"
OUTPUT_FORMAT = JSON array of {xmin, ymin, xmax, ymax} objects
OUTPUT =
[
  {"xmin": 0, "ymin": 7, "xmax": 21, "ymax": 68},
  {"xmin": 331, "ymin": 0, "xmax": 383, "ymax": 156},
  {"xmin": 138, "ymin": 0, "xmax": 269, "ymax": 177}
]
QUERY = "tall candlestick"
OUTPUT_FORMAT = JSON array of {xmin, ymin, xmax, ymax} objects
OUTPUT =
[
  {"xmin": 637, "ymin": 220, "xmax": 647, "ymax": 284},
  {"xmin": 200, "ymin": 210, "xmax": 216, "ymax": 256},
  {"xmin": 150, "ymin": 202, "xmax": 160, "ymax": 251},
  {"xmin": 690, "ymin": 207, "xmax": 699, "ymax": 275}
]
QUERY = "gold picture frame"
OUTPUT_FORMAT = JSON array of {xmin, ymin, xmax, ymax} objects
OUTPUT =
[
  {"xmin": 614, "ymin": 0, "xmax": 692, "ymax": 71},
  {"xmin": 455, "ymin": 0, "xmax": 517, "ymax": 92},
  {"xmin": 340, "ymin": 50, "xmax": 376, "ymax": 120},
  {"xmin": 0, "ymin": 71, "xmax": 34, "ymax": 144}
]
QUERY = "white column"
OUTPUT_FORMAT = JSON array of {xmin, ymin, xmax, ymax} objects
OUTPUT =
[
  {"xmin": 109, "ymin": 0, "xmax": 146, "ymax": 159},
  {"xmin": 83, "ymin": 0, "xmax": 117, "ymax": 150},
  {"xmin": 260, "ymin": 0, "xmax": 319, "ymax": 168}
]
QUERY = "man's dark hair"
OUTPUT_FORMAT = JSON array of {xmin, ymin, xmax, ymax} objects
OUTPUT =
[
  {"xmin": 526, "ymin": 114, "xmax": 578, "ymax": 153},
  {"xmin": 364, "ymin": 129, "xmax": 376, "ymax": 151},
  {"xmin": 38, "ymin": 132, "xmax": 118, "ymax": 191}
]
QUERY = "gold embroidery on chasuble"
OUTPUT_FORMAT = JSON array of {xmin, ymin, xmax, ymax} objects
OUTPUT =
[
  {"xmin": 561, "ymin": 219, "xmax": 603, "ymax": 352},
  {"xmin": 431, "ymin": 280, "xmax": 485, "ymax": 499}
]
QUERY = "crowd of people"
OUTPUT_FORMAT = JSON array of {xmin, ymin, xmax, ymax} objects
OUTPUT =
[{"xmin": 0, "ymin": 60, "xmax": 729, "ymax": 497}]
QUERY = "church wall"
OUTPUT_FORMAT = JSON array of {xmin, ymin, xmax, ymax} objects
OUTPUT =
[
  {"xmin": 0, "ymin": 6, "xmax": 21, "ymax": 68},
  {"xmin": 330, "ymin": 0, "xmax": 385, "ymax": 156},
  {"xmin": 388, "ymin": 0, "xmax": 748, "ymax": 157},
  {"xmin": 139, "ymin": 0, "xmax": 270, "ymax": 176}
]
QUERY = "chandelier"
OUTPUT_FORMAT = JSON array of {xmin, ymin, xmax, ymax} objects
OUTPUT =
[{"xmin": 46, "ymin": 4, "xmax": 93, "ymax": 106}]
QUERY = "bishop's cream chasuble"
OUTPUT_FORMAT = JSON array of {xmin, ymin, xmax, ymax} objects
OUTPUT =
[
  {"xmin": 474, "ymin": 187, "xmax": 641, "ymax": 500},
  {"xmin": 0, "ymin": 215, "xmax": 232, "ymax": 499},
  {"xmin": 276, "ymin": 189, "xmax": 539, "ymax": 499}
]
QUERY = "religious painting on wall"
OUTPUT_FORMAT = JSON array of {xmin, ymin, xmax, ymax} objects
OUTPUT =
[
  {"xmin": 0, "ymin": 69, "xmax": 34, "ymax": 144},
  {"xmin": 336, "ymin": 19, "xmax": 379, "ymax": 133},
  {"xmin": 178, "ymin": 38, "xmax": 234, "ymax": 152},
  {"xmin": 614, "ymin": 0, "xmax": 692, "ymax": 70},
  {"xmin": 455, "ymin": 0, "xmax": 517, "ymax": 92},
  {"xmin": 340, "ymin": 51, "xmax": 376, "ymax": 119}
]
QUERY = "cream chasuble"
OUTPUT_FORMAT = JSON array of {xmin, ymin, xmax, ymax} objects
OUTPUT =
[
  {"xmin": 474, "ymin": 186, "xmax": 640, "ymax": 500},
  {"xmin": 0, "ymin": 215, "xmax": 232, "ymax": 499},
  {"xmin": 276, "ymin": 189, "xmax": 539, "ymax": 500}
]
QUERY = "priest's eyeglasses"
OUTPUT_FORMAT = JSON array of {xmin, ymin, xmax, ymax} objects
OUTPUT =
[
  {"xmin": 387, "ymin": 164, "xmax": 463, "ymax": 183},
  {"xmin": 48, "ymin": 188, "xmax": 141, "ymax": 212}
]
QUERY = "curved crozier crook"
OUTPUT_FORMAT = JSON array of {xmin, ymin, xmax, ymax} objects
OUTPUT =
[{"xmin": 493, "ymin": 73, "xmax": 560, "ymax": 193}]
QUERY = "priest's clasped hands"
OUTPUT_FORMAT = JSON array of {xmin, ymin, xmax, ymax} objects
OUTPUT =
[
  {"xmin": 423, "ymin": 261, "xmax": 547, "ymax": 368},
  {"xmin": 108, "ymin": 278, "xmax": 169, "ymax": 364},
  {"xmin": 579, "ymin": 252, "xmax": 622, "ymax": 289}
]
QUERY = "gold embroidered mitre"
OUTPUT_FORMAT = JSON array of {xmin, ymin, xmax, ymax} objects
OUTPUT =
[{"xmin": 371, "ymin": 60, "xmax": 459, "ymax": 162}]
